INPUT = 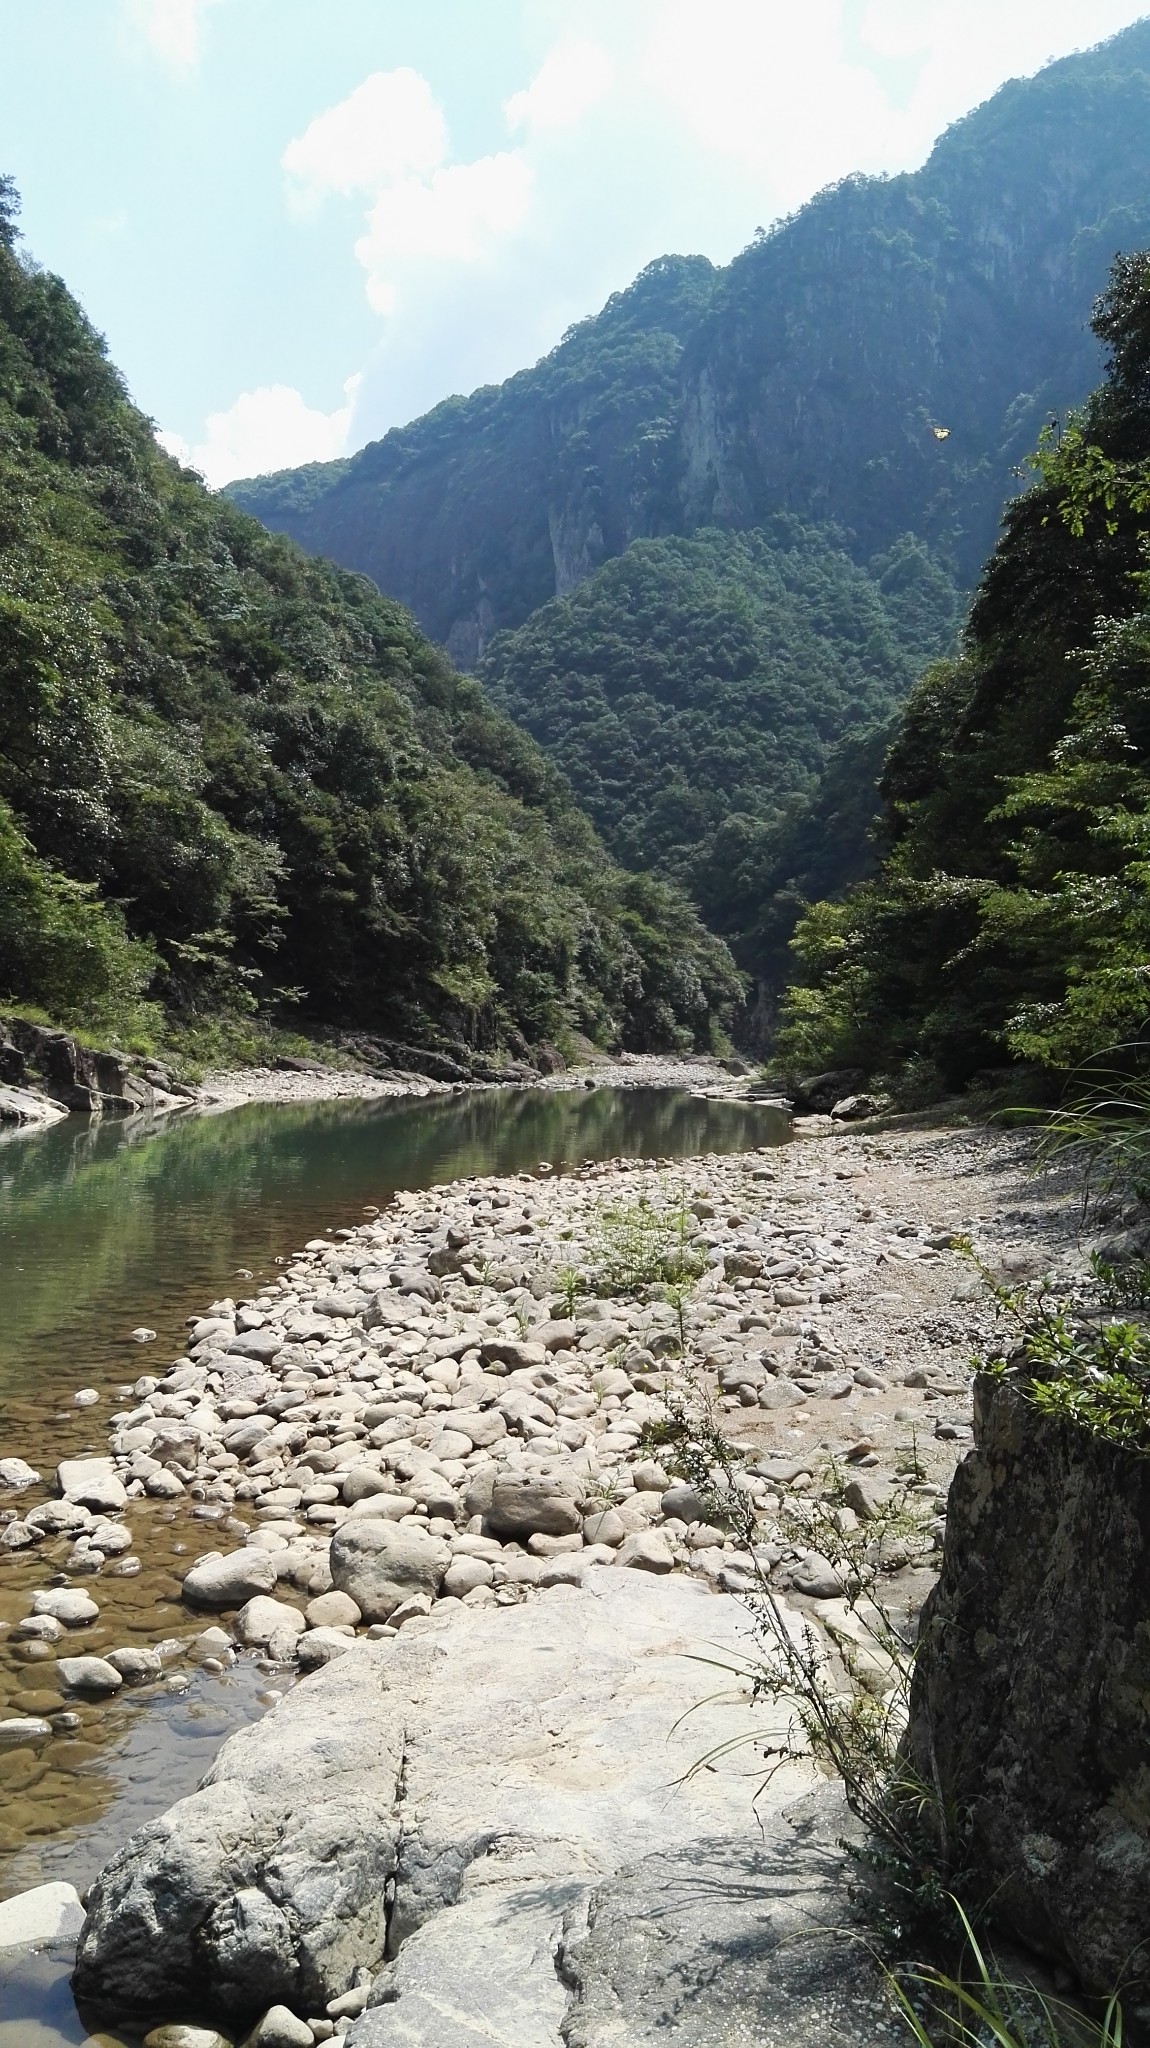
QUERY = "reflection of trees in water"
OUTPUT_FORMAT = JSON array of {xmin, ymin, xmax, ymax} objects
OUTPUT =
[{"xmin": 0, "ymin": 1090, "xmax": 788, "ymax": 1387}]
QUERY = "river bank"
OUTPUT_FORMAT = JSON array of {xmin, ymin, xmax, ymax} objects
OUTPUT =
[
  {"xmin": 1, "ymin": 1013, "xmax": 764, "ymax": 1137},
  {"xmin": 0, "ymin": 1107, "xmax": 1097, "ymax": 2043},
  {"xmin": 192, "ymin": 1050, "xmax": 760, "ymax": 1113}
]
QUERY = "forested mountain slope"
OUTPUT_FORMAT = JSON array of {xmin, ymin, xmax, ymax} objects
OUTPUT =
[
  {"xmin": 480, "ymin": 521, "xmax": 959, "ymax": 985},
  {"xmin": 230, "ymin": 21, "xmax": 1150, "ymax": 664},
  {"xmin": 777, "ymin": 252, "xmax": 1150, "ymax": 1093},
  {"xmin": 0, "ymin": 182, "xmax": 740, "ymax": 1062}
]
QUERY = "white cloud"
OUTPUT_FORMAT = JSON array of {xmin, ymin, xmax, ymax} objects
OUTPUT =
[
  {"xmin": 284, "ymin": 68, "xmax": 539, "ymax": 321},
  {"xmin": 159, "ymin": 375, "xmax": 360, "ymax": 489},
  {"xmin": 856, "ymin": 0, "xmax": 1150, "ymax": 150},
  {"xmin": 355, "ymin": 154, "xmax": 534, "ymax": 314},
  {"xmin": 642, "ymin": 0, "xmax": 909, "ymax": 206},
  {"xmin": 122, "ymin": 0, "xmax": 222, "ymax": 75},
  {"xmin": 504, "ymin": 41, "xmax": 615, "ymax": 135},
  {"xmin": 252, "ymin": 1, "xmax": 1148, "ymax": 450},
  {"xmin": 282, "ymin": 69, "xmax": 447, "ymax": 206}
]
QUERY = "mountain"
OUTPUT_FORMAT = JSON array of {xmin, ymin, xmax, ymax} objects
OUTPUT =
[
  {"xmin": 230, "ymin": 22, "xmax": 1150, "ymax": 667},
  {"xmin": 479, "ymin": 520, "xmax": 960, "ymax": 990},
  {"xmin": 775, "ymin": 250, "xmax": 1150, "ymax": 1093},
  {"xmin": 0, "ymin": 179, "xmax": 741, "ymax": 1069}
]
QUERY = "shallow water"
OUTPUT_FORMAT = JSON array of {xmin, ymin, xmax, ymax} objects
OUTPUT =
[{"xmin": 0, "ymin": 1084, "xmax": 787, "ymax": 2038}]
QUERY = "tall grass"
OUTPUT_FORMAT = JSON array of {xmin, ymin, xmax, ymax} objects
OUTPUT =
[{"xmin": 893, "ymin": 1905, "xmax": 1123, "ymax": 2046}]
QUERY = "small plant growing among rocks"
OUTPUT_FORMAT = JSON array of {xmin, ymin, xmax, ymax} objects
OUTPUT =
[
  {"xmin": 644, "ymin": 1394, "xmax": 974, "ymax": 1948},
  {"xmin": 587, "ymin": 1187, "xmax": 706, "ymax": 1297}
]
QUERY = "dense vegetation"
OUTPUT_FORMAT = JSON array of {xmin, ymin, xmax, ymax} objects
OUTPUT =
[
  {"xmin": 480, "ymin": 522, "xmax": 959, "ymax": 987},
  {"xmin": 0, "ymin": 179, "xmax": 740, "ymax": 1063},
  {"xmin": 777, "ymin": 253, "xmax": 1150, "ymax": 1094},
  {"xmin": 231, "ymin": 21, "xmax": 1150, "ymax": 657}
]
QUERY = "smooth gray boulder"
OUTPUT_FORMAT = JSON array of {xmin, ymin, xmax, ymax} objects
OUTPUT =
[
  {"xmin": 31, "ymin": 1587, "xmax": 99, "ymax": 1625},
  {"xmin": 244, "ymin": 2005, "xmax": 313, "ymax": 2046},
  {"xmin": 182, "ymin": 1549, "xmax": 280, "ymax": 1609},
  {"xmin": 558, "ymin": 1806, "xmax": 903, "ymax": 2046},
  {"xmin": 328, "ymin": 1519, "xmax": 449, "ymax": 1623},
  {"xmin": 73, "ymin": 1648, "xmax": 405, "ymax": 2026},
  {"xmin": 58, "ymin": 1655, "xmax": 124, "ymax": 1694},
  {"xmin": 485, "ymin": 1473, "xmax": 582, "ymax": 1538},
  {"xmin": 342, "ymin": 1572, "xmax": 823, "ymax": 2046},
  {"xmin": 234, "ymin": 1597, "xmax": 306, "ymax": 1648}
]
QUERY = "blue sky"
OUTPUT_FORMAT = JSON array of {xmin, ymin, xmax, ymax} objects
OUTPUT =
[{"xmin": 2, "ymin": 0, "xmax": 1146, "ymax": 485}]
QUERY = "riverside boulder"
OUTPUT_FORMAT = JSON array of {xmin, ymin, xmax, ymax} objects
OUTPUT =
[
  {"xmin": 486, "ymin": 1474, "xmax": 582, "ymax": 1538},
  {"xmin": 182, "ymin": 1550, "xmax": 280, "ymax": 1609},
  {"xmin": 328, "ymin": 1520, "xmax": 449, "ymax": 1622}
]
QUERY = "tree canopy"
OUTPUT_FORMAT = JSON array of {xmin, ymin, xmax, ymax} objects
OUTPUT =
[{"xmin": 0, "ymin": 202, "xmax": 741, "ymax": 1059}]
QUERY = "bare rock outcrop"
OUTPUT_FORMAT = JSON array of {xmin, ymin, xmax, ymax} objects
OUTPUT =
[
  {"xmin": 71, "ymin": 1571, "xmax": 904, "ymax": 2043},
  {"xmin": 906, "ymin": 1372, "xmax": 1150, "ymax": 2024}
]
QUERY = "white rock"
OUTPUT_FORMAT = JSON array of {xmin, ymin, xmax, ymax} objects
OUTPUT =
[
  {"xmin": 182, "ymin": 1548, "xmax": 280, "ymax": 1609},
  {"xmin": 614, "ymin": 1529, "xmax": 674, "ymax": 1574},
  {"xmin": 14, "ymin": 1614, "xmax": 62, "ymax": 1640},
  {"xmin": 58, "ymin": 1654, "xmax": 125, "ymax": 1694},
  {"xmin": 297, "ymin": 1627, "xmax": 357, "ymax": 1670},
  {"xmin": 144, "ymin": 2024, "xmax": 234, "ymax": 2048},
  {"xmin": 442, "ymin": 1555, "xmax": 494, "ymax": 1597},
  {"xmin": 0, "ymin": 1880, "xmax": 85, "ymax": 1949},
  {"xmin": 31, "ymin": 1588, "xmax": 99, "ymax": 1625},
  {"xmin": 235, "ymin": 1596, "xmax": 307, "ymax": 1648},
  {"xmin": 105, "ymin": 1646, "xmax": 164, "ymax": 1681},
  {"xmin": 244, "ymin": 2002, "xmax": 315, "ymax": 2046},
  {"xmin": 56, "ymin": 1456, "xmax": 128, "ymax": 1511},
  {"xmin": 76, "ymin": 1571, "xmax": 814, "ymax": 2035},
  {"xmin": 0, "ymin": 1457, "xmax": 40, "ymax": 1489},
  {"xmin": 0, "ymin": 1717, "xmax": 52, "ymax": 1746},
  {"xmin": 305, "ymin": 1590, "xmax": 361, "ymax": 1629}
]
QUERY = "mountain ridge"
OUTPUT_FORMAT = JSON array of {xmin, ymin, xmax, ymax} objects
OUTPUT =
[{"xmin": 229, "ymin": 19, "xmax": 1150, "ymax": 664}]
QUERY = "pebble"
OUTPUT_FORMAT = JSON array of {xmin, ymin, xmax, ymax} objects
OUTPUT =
[
  {"xmin": 57, "ymin": 1655, "xmax": 125, "ymax": 1694},
  {"xmin": 245, "ymin": 2006, "xmax": 314, "ymax": 2047},
  {"xmin": 143, "ymin": 2028, "xmax": 234, "ymax": 2048}
]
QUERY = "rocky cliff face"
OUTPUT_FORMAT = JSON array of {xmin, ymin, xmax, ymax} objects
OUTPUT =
[
  {"xmin": 229, "ymin": 22, "xmax": 1150, "ymax": 652},
  {"xmin": 906, "ymin": 1372, "xmax": 1150, "ymax": 2026}
]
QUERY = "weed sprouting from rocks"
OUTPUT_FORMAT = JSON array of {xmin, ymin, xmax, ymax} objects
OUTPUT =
[
  {"xmin": 645, "ymin": 1395, "xmax": 976, "ymax": 1950},
  {"xmin": 586, "ymin": 1187, "xmax": 707, "ymax": 1297}
]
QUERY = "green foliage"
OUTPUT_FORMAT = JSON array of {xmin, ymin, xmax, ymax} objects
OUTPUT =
[
  {"xmin": 778, "ymin": 251, "xmax": 1150, "ymax": 1089},
  {"xmin": 585, "ymin": 1187, "xmax": 706, "ymax": 1295},
  {"xmin": 893, "ymin": 1903, "xmax": 1124, "ymax": 2047},
  {"xmin": 480, "ymin": 523, "xmax": 959, "ymax": 983},
  {"xmin": 0, "ymin": 207, "xmax": 740, "ymax": 1056},
  {"xmin": 0, "ymin": 796, "xmax": 158, "ymax": 1033},
  {"xmin": 982, "ymin": 1289, "xmax": 1150, "ymax": 1457}
]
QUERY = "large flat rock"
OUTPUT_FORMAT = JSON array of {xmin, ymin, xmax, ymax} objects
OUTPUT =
[{"xmin": 75, "ymin": 1569, "xmax": 897, "ymax": 2042}]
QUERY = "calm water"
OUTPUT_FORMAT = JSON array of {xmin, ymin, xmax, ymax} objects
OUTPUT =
[{"xmin": 0, "ymin": 1085, "xmax": 788, "ymax": 2042}]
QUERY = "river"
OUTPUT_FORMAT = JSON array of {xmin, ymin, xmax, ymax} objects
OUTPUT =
[{"xmin": 0, "ymin": 1084, "xmax": 788, "ymax": 2045}]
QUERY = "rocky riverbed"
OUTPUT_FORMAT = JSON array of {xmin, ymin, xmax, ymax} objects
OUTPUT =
[{"xmin": 0, "ymin": 1114, "xmax": 1097, "ymax": 2044}]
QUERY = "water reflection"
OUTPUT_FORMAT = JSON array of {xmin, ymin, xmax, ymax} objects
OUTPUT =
[{"xmin": 0, "ymin": 1087, "xmax": 788, "ymax": 1403}]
